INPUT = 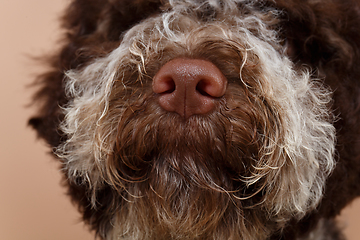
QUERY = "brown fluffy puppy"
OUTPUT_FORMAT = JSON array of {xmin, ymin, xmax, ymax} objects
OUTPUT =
[{"xmin": 30, "ymin": 0, "xmax": 360, "ymax": 239}]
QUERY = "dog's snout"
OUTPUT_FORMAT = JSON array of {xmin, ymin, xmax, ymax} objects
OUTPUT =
[{"xmin": 152, "ymin": 58, "xmax": 227, "ymax": 118}]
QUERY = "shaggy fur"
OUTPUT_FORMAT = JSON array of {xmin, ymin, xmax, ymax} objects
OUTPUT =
[{"xmin": 29, "ymin": 0, "xmax": 360, "ymax": 239}]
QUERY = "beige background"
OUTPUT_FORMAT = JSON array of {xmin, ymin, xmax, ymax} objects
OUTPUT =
[{"xmin": 0, "ymin": 0, "xmax": 359, "ymax": 239}]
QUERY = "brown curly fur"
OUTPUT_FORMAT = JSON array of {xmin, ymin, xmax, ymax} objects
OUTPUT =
[{"xmin": 29, "ymin": 0, "xmax": 360, "ymax": 239}]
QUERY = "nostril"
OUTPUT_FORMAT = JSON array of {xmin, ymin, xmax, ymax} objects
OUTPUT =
[
  {"xmin": 165, "ymin": 79, "xmax": 176, "ymax": 94},
  {"xmin": 195, "ymin": 75, "xmax": 227, "ymax": 98},
  {"xmin": 196, "ymin": 80, "xmax": 212, "ymax": 97},
  {"xmin": 153, "ymin": 76, "xmax": 176, "ymax": 94}
]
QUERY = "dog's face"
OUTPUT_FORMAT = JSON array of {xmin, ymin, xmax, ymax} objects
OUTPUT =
[{"xmin": 36, "ymin": 0, "xmax": 338, "ymax": 239}]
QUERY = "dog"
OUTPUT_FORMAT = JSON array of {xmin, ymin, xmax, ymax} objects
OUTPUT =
[{"xmin": 29, "ymin": 0, "xmax": 360, "ymax": 239}]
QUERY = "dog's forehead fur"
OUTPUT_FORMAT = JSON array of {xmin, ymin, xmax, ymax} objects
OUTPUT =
[{"xmin": 30, "ymin": 0, "xmax": 360, "ymax": 240}]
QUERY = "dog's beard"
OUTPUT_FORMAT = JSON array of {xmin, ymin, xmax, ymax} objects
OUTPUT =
[
  {"xmin": 103, "ymin": 90, "xmax": 279, "ymax": 239},
  {"xmin": 110, "ymin": 85, "xmax": 269, "ymax": 192}
]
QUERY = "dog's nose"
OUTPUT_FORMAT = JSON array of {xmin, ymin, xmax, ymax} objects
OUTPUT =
[{"xmin": 152, "ymin": 58, "xmax": 227, "ymax": 119}]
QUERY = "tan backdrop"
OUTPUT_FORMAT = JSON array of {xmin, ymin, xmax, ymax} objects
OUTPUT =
[{"xmin": 0, "ymin": 0, "xmax": 359, "ymax": 239}]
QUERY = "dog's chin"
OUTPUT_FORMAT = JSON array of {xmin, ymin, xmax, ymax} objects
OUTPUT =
[
  {"xmin": 111, "ymin": 162, "xmax": 264, "ymax": 240},
  {"xmin": 111, "ymin": 96, "xmax": 262, "ymax": 186},
  {"xmin": 102, "ymin": 102, "xmax": 277, "ymax": 239},
  {"xmin": 113, "ymin": 106, "xmax": 242, "ymax": 186}
]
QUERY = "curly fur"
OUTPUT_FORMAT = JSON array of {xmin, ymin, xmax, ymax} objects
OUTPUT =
[{"xmin": 29, "ymin": 0, "xmax": 360, "ymax": 240}]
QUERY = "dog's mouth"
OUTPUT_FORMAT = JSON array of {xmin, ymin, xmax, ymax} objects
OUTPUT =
[{"xmin": 109, "ymin": 93, "xmax": 267, "ymax": 194}]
